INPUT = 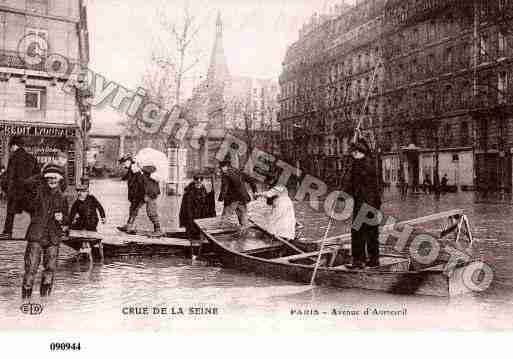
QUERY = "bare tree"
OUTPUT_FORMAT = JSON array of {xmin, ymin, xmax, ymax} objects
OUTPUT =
[
  {"xmin": 118, "ymin": 1, "xmax": 209, "ymax": 152},
  {"xmin": 152, "ymin": 0, "xmax": 209, "ymax": 106},
  {"xmin": 118, "ymin": 60, "xmax": 176, "ymax": 152}
]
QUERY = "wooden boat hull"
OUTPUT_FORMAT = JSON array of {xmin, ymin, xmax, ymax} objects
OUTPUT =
[{"xmin": 197, "ymin": 218, "xmax": 471, "ymax": 297}]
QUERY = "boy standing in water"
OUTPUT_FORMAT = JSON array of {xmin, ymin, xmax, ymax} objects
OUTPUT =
[
  {"xmin": 69, "ymin": 185, "xmax": 106, "ymax": 231},
  {"xmin": 21, "ymin": 164, "xmax": 69, "ymax": 299}
]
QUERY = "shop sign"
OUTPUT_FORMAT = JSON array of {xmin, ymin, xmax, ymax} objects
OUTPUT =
[{"xmin": 0, "ymin": 124, "xmax": 76, "ymax": 137}]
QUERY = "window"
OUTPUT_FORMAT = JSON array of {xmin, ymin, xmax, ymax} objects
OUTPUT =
[
  {"xmin": 498, "ymin": 72, "xmax": 508, "ymax": 103},
  {"xmin": 410, "ymin": 129, "xmax": 417, "ymax": 145},
  {"xmin": 411, "ymin": 58, "xmax": 418, "ymax": 80},
  {"xmin": 445, "ymin": 47, "xmax": 453, "ymax": 69},
  {"xmin": 411, "ymin": 92, "xmax": 418, "ymax": 111},
  {"xmin": 25, "ymin": 88, "xmax": 44, "ymax": 110},
  {"xmin": 397, "ymin": 63, "xmax": 404, "ymax": 84},
  {"xmin": 480, "ymin": 34, "xmax": 488, "ymax": 60},
  {"xmin": 461, "ymin": 43, "xmax": 471, "ymax": 67},
  {"xmin": 499, "ymin": 31, "xmax": 506, "ymax": 57},
  {"xmin": 461, "ymin": 81, "xmax": 471, "ymax": 107},
  {"xmin": 445, "ymin": 13, "xmax": 454, "ymax": 36},
  {"xmin": 411, "ymin": 28, "xmax": 419, "ymax": 48},
  {"xmin": 427, "ymin": 20, "xmax": 436, "ymax": 42},
  {"xmin": 397, "ymin": 130, "xmax": 404, "ymax": 147},
  {"xmin": 426, "ymin": 91, "xmax": 435, "ymax": 113},
  {"xmin": 444, "ymin": 123, "xmax": 452, "ymax": 145},
  {"xmin": 427, "ymin": 53, "xmax": 435, "ymax": 74},
  {"xmin": 460, "ymin": 121, "xmax": 469, "ymax": 146},
  {"xmin": 444, "ymin": 85, "xmax": 452, "ymax": 109}
]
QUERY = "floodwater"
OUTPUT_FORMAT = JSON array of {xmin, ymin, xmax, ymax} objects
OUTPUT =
[{"xmin": 0, "ymin": 180, "xmax": 512, "ymax": 331}]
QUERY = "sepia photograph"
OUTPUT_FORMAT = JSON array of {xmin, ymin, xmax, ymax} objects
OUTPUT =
[{"xmin": 0, "ymin": 0, "xmax": 512, "ymax": 347}]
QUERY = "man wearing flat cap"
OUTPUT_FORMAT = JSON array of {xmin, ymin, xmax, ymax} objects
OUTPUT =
[
  {"xmin": 344, "ymin": 134, "xmax": 382, "ymax": 269},
  {"xmin": 2, "ymin": 136, "xmax": 39, "ymax": 237}
]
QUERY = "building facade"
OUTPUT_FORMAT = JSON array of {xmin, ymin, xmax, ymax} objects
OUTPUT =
[
  {"xmin": 279, "ymin": 0, "xmax": 386, "ymax": 189},
  {"xmin": 280, "ymin": 0, "xmax": 513, "ymax": 192},
  {"xmin": 0, "ymin": 0, "xmax": 90, "ymax": 186},
  {"xmin": 382, "ymin": 0, "xmax": 513, "ymax": 191}
]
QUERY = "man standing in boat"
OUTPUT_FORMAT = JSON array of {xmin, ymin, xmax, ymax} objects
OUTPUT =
[
  {"xmin": 345, "ymin": 134, "xmax": 382, "ymax": 269},
  {"xmin": 218, "ymin": 160, "xmax": 258, "ymax": 232}
]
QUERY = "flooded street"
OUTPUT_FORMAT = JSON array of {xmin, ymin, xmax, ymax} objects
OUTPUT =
[{"xmin": 1, "ymin": 179, "xmax": 513, "ymax": 331}]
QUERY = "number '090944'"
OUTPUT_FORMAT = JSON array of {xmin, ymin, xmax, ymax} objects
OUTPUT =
[{"xmin": 49, "ymin": 343, "xmax": 81, "ymax": 351}]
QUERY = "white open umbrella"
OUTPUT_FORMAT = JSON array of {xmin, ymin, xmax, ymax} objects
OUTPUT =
[{"xmin": 135, "ymin": 147, "xmax": 169, "ymax": 183}]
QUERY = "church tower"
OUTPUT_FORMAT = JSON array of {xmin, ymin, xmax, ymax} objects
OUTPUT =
[{"xmin": 206, "ymin": 11, "xmax": 230, "ymax": 129}]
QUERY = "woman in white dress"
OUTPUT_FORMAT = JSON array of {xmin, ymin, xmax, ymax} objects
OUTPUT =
[{"xmin": 256, "ymin": 184, "xmax": 296, "ymax": 240}]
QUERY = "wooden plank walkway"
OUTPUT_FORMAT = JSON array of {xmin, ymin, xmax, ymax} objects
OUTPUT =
[{"xmin": 67, "ymin": 229, "xmax": 196, "ymax": 246}]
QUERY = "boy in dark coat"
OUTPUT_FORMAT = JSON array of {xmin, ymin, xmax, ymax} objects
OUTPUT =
[
  {"xmin": 179, "ymin": 174, "xmax": 216, "ymax": 255},
  {"xmin": 2, "ymin": 136, "xmax": 39, "ymax": 237},
  {"xmin": 118, "ymin": 154, "xmax": 145, "ymax": 232},
  {"xmin": 219, "ymin": 160, "xmax": 257, "ymax": 230},
  {"xmin": 344, "ymin": 137, "xmax": 382, "ymax": 269},
  {"xmin": 69, "ymin": 185, "xmax": 106, "ymax": 231},
  {"xmin": 21, "ymin": 164, "xmax": 69, "ymax": 299}
]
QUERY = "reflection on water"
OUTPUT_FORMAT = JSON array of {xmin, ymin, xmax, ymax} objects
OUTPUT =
[
  {"xmin": 1, "ymin": 188, "xmax": 513, "ymax": 330},
  {"xmin": 1, "ymin": 243, "xmax": 512, "ymax": 331}
]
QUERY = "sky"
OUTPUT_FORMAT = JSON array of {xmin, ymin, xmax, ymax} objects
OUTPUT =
[{"xmin": 86, "ymin": 0, "xmax": 356, "ymax": 132}]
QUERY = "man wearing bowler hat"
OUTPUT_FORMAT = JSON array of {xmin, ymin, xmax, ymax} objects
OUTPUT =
[{"xmin": 345, "ymin": 134, "xmax": 382, "ymax": 269}]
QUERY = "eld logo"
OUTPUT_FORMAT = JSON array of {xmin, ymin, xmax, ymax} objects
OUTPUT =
[{"xmin": 20, "ymin": 303, "xmax": 43, "ymax": 315}]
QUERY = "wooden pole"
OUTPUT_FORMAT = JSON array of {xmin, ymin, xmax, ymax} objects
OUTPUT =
[{"xmin": 310, "ymin": 200, "xmax": 335, "ymax": 285}]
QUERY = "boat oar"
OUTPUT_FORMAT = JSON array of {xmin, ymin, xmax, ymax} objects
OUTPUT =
[{"xmin": 248, "ymin": 218, "xmax": 306, "ymax": 255}]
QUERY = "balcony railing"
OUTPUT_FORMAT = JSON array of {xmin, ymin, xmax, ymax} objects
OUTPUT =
[
  {"xmin": 0, "ymin": 49, "xmax": 80, "ymax": 75},
  {"xmin": 0, "ymin": 49, "xmax": 45, "ymax": 72}
]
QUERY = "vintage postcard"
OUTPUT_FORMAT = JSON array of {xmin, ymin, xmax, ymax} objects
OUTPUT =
[{"xmin": 1, "ymin": 0, "xmax": 512, "ymax": 346}]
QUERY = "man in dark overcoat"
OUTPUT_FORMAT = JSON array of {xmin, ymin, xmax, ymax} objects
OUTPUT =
[
  {"xmin": 218, "ymin": 160, "xmax": 257, "ymax": 230},
  {"xmin": 179, "ymin": 174, "xmax": 216, "ymax": 256},
  {"xmin": 345, "ymin": 137, "xmax": 383, "ymax": 269},
  {"xmin": 2, "ymin": 136, "xmax": 39, "ymax": 236}
]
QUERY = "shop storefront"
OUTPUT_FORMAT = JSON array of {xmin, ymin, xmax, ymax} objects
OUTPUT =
[{"xmin": 0, "ymin": 123, "xmax": 83, "ymax": 186}]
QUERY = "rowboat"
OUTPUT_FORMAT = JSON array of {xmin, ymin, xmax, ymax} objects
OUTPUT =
[{"xmin": 196, "ymin": 212, "xmax": 474, "ymax": 297}]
